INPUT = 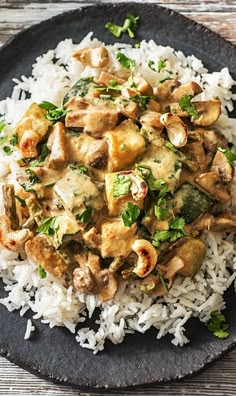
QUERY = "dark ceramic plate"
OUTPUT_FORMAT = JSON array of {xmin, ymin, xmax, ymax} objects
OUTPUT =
[{"xmin": 0, "ymin": 2, "xmax": 236, "ymax": 390}]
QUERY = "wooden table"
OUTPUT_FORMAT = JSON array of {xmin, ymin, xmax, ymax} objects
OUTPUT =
[{"xmin": 1, "ymin": 1, "xmax": 236, "ymax": 395}]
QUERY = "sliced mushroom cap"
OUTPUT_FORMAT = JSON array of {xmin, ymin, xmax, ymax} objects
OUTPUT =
[
  {"xmin": 156, "ymin": 79, "xmax": 180, "ymax": 101},
  {"xmin": 0, "ymin": 215, "xmax": 32, "ymax": 252},
  {"xmin": 185, "ymin": 140, "xmax": 207, "ymax": 171},
  {"xmin": 192, "ymin": 100, "xmax": 221, "ymax": 127},
  {"xmin": 72, "ymin": 47, "xmax": 109, "ymax": 68},
  {"xmin": 73, "ymin": 266, "xmax": 96, "ymax": 294},
  {"xmin": 139, "ymin": 111, "xmax": 163, "ymax": 134},
  {"xmin": 129, "ymin": 173, "xmax": 148, "ymax": 201},
  {"xmin": 171, "ymin": 81, "xmax": 202, "ymax": 102},
  {"xmin": 133, "ymin": 76, "xmax": 153, "ymax": 96},
  {"xmin": 160, "ymin": 113, "xmax": 188, "ymax": 148},
  {"xmin": 99, "ymin": 269, "xmax": 118, "ymax": 302},
  {"xmin": 195, "ymin": 171, "xmax": 231, "ymax": 203},
  {"xmin": 132, "ymin": 239, "xmax": 158, "ymax": 277},
  {"xmin": 208, "ymin": 212, "xmax": 236, "ymax": 233},
  {"xmin": 173, "ymin": 237, "xmax": 206, "ymax": 277},
  {"xmin": 211, "ymin": 150, "xmax": 234, "ymax": 183}
]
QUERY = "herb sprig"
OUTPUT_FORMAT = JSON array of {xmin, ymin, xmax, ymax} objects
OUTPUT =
[
  {"xmin": 105, "ymin": 14, "xmax": 139, "ymax": 39},
  {"xmin": 179, "ymin": 94, "xmax": 199, "ymax": 120},
  {"xmin": 121, "ymin": 202, "xmax": 140, "ymax": 227},
  {"xmin": 205, "ymin": 311, "xmax": 229, "ymax": 339}
]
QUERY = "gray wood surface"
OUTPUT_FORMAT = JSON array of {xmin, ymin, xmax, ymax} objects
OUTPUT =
[{"xmin": 1, "ymin": 1, "xmax": 236, "ymax": 395}]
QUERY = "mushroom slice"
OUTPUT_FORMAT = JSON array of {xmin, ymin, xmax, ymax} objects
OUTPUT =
[
  {"xmin": 171, "ymin": 81, "xmax": 202, "ymax": 102},
  {"xmin": 72, "ymin": 47, "xmax": 109, "ymax": 68},
  {"xmin": 0, "ymin": 215, "xmax": 32, "ymax": 252},
  {"xmin": 133, "ymin": 76, "xmax": 153, "ymax": 96},
  {"xmin": 129, "ymin": 173, "xmax": 148, "ymax": 201},
  {"xmin": 185, "ymin": 140, "xmax": 207, "ymax": 170},
  {"xmin": 192, "ymin": 100, "xmax": 221, "ymax": 127},
  {"xmin": 156, "ymin": 79, "xmax": 180, "ymax": 101},
  {"xmin": 96, "ymin": 71, "xmax": 126, "ymax": 86},
  {"xmin": 160, "ymin": 113, "xmax": 188, "ymax": 148},
  {"xmin": 191, "ymin": 213, "xmax": 214, "ymax": 232},
  {"xmin": 211, "ymin": 150, "xmax": 234, "ymax": 183},
  {"xmin": 209, "ymin": 212, "xmax": 236, "ymax": 232},
  {"xmin": 2, "ymin": 184, "xmax": 19, "ymax": 230},
  {"xmin": 73, "ymin": 266, "xmax": 96, "ymax": 294},
  {"xmin": 139, "ymin": 111, "xmax": 163, "ymax": 134},
  {"xmin": 195, "ymin": 171, "xmax": 231, "ymax": 203},
  {"xmin": 169, "ymin": 103, "xmax": 189, "ymax": 117},
  {"xmin": 99, "ymin": 269, "xmax": 118, "ymax": 302},
  {"xmin": 132, "ymin": 239, "xmax": 158, "ymax": 277}
]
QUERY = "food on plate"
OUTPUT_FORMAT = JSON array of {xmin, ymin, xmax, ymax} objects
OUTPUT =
[{"xmin": 0, "ymin": 32, "xmax": 235, "ymax": 352}]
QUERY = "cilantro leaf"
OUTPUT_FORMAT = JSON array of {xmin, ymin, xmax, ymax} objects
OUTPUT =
[
  {"xmin": 157, "ymin": 59, "xmax": 166, "ymax": 73},
  {"xmin": 121, "ymin": 202, "xmax": 140, "ymax": 227},
  {"xmin": 15, "ymin": 195, "xmax": 26, "ymax": 208},
  {"xmin": 25, "ymin": 168, "xmax": 40, "ymax": 185},
  {"xmin": 0, "ymin": 120, "xmax": 6, "ymax": 133},
  {"xmin": 105, "ymin": 14, "xmax": 139, "ymax": 39},
  {"xmin": 130, "ymin": 94, "xmax": 150, "ymax": 110},
  {"xmin": 120, "ymin": 143, "xmax": 126, "ymax": 151},
  {"xmin": 218, "ymin": 147, "xmax": 236, "ymax": 167},
  {"xmin": 113, "ymin": 174, "xmax": 131, "ymax": 197},
  {"xmin": 154, "ymin": 197, "xmax": 170, "ymax": 220},
  {"xmin": 39, "ymin": 101, "xmax": 69, "ymax": 123},
  {"xmin": 9, "ymin": 133, "xmax": 18, "ymax": 146},
  {"xmin": 75, "ymin": 207, "xmax": 92, "ymax": 223},
  {"xmin": 179, "ymin": 94, "xmax": 199, "ymax": 120},
  {"xmin": 36, "ymin": 216, "xmax": 61, "ymax": 236},
  {"xmin": 63, "ymin": 77, "xmax": 93, "ymax": 105},
  {"xmin": 38, "ymin": 264, "xmax": 47, "ymax": 279},
  {"xmin": 116, "ymin": 53, "xmax": 136, "ymax": 70},
  {"xmin": 205, "ymin": 311, "xmax": 229, "ymax": 339},
  {"xmin": 152, "ymin": 217, "xmax": 186, "ymax": 247},
  {"xmin": 3, "ymin": 146, "xmax": 13, "ymax": 156},
  {"xmin": 136, "ymin": 164, "xmax": 169, "ymax": 195},
  {"xmin": 69, "ymin": 162, "xmax": 88, "ymax": 174}
]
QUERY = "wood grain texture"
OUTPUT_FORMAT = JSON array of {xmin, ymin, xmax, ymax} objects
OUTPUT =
[{"xmin": 1, "ymin": 1, "xmax": 236, "ymax": 395}]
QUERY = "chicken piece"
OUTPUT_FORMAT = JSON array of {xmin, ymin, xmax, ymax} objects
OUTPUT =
[
  {"xmin": 117, "ymin": 99, "xmax": 138, "ymax": 120},
  {"xmin": 10, "ymin": 103, "xmax": 51, "ymax": 158},
  {"xmin": 100, "ymin": 220, "xmax": 137, "ymax": 258},
  {"xmin": 72, "ymin": 47, "xmax": 109, "ymax": 68},
  {"xmin": 47, "ymin": 122, "xmax": 69, "ymax": 168},
  {"xmin": 0, "ymin": 215, "xmax": 32, "ymax": 252},
  {"xmin": 133, "ymin": 76, "xmax": 153, "ymax": 96},
  {"xmin": 25, "ymin": 235, "xmax": 69, "ymax": 278},
  {"xmin": 96, "ymin": 71, "xmax": 126, "ymax": 86},
  {"xmin": 67, "ymin": 133, "xmax": 109, "ymax": 169},
  {"xmin": 105, "ymin": 172, "xmax": 144, "ymax": 216},
  {"xmin": 83, "ymin": 227, "xmax": 102, "ymax": 249},
  {"xmin": 104, "ymin": 119, "xmax": 146, "ymax": 172},
  {"xmin": 65, "ymin": 108, "xmax": 118, "ymax": 137}
]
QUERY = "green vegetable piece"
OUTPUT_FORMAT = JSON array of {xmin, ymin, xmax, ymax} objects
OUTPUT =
[
  {"xmin": 154, "ymin": 197, "xmax": 170, "ymax": 221},
  {"xmin": 36, "ymin": 216, "xmax": 61, "ymax": 236},
  {"xmin": 116, "ymin": 53, "xmax": 136, "ymax": 70},
  {"xmin": 63, "ymin": 77, "xmax": 93, "ymax": 105},
  {"xmin": 39, "ymin": 101, "xmax": 69, "ymax": 123},
  {"xmin": 121, "ymin": 202, "xmax": 140, "ymax": 227},
  {"xmin": 9, "ymin": 133, "xmax": 18, "ymax": 146},
  {"xmin": 15, "ymin": 195, "xmax": 26, "ymax": 208},
  {"xmin": 0, "ymin": 120, "xmax": 6, "ymax": 133},
  {"xmin": 105, "ymin": 22, "xmax": 123, "ymax": 38},
  {"xmin": 152, "ymin": 217, "xmax": 186, "ymax": 247},
  {"xmin": 159, "ymin": 274, "xmax": 169, "ymax": 294},
  {"xmin": 105, "ymin": 14, "xmax": 139, "ymax": 39},
  {"xmin": 179, "ymin": 94, "xmax": 199, "ymax": 120},
  {"xmin": 25, "ymin": 168, "xmax": 40, "ymax": 185},
  {"xmin": 136, "ymin": 164, "xmax": 169, "ymax": 195},
  {"xmin": 130, "ymin": 94, "xmax": 150, "ymax": 110},
  {"xmin": 120, "ymin": 143, "xmax": 126, "ymax": 151},
  {"xmin": 38, "ymin": 264, "xmax": 47, "ymax": 279},
  {"xmin": 174, "ymin": 183, "xmax": 211, "ymax": 224},
  {"xmin": 157, "ymin": 59, "xmax": 166, "ymax": 73},
  {"xmin": 159, "ymin": 76, "xmax": 171, "ymax": 83},
  {"xmin": 148, "ymin": 60, "xmax": 156, "ymax": 72},
  {"xmin": 113, "ymin": 174, "xmax": 132, "ymax": 197},
  {"xmin": 218, "ymin": 147, "xmax": 236, "ymax": 168},
  {"xmin": 39, "ymin": 144, "xmax": 50, "ymax": 162},
  {"xmin": 3, "ymin": 146, "xmax": 13, "ymax": 156},
  {"xmin": 165, "ymin": 140, "xmax": 179, "ymax": 153},
  {"xmin": 205, "ymin": 311, "xmax": 229, "ymax": 339},
  {"xmin": 75, "ymin": 207, "xmax": 92, "ymax": 223}
]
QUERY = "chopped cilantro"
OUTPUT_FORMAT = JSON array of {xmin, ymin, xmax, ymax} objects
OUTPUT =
[
  {"xmin": 38, "ymin": 264, "xmax": 47, "ymax": 279},
  {"xmin": 25, "ymin": 168, "xmax": 40, "ymax": 184},
  {"xmin": 15, "ymin": 195, "xmax": 26, "ymax": 208},
  {"xmin": 69, "ymin": 162, "xmax": 88, "ymax": 174},
  {"xmin": 75, "ymin": 207, "xmax": 92, "ymax": 223},
  {"xmin": 0, "ymin": 120, "xmax": 6, "ymax": 133},
  {"xmin": 9, "ymin": 133, "xmax": 18, "ymax": 146},
  {"xmin": 63, "ymin": 77, "xmax": 93, "ymax": 104},
  {"xmin": 39, "ymin": 101, "xmax": 69, "ymax": 123},
  {"xmin": 130, "ymin": 94, "xmax": 150, "ymax": 110},
  {"xmin": 152, "ymin": 217, "xmax": 186, "ymax": 247},
  {"xmin": 39, "ymin": 144, "xmax": 50, "ymax": 162},
  {"xmin": 148, "ymin": 60, "xmax": 156, "ymax": 72},
  {"xmin": 3, "ymin": 146, "xmax": 13, "ymax": 156},
  {"xmin": 179, "ymin": 94, "xmax": 199, "ymax": 120},
  {"xmin": 205, "ymin": 311, "xmax": 229, "ymax": 339},
  {"xmin": 154, "ymin": 197, "xmax": 170, "ymax": 221},
  {"xmin": 105, "ymin": 14, "xmax": 139, "ymax": 39},
  {"xmin": 135, "ymin": 42, "xmax": 140, "ymax": 48},
  {"xmin": 218, "ymin": 147, "xmax": 236, "ymax": 168},
  {"xmin": 36, "ymin": 216, "xmax": 60, "ymax": 236},
  {"xmin": 157, "ymin": 59, "xmax": 166, "ymax": 73},
  {"xmin": 121, "ymin": 202, "xmax": 140, "ymax": 227},
  {"xmin": 136, "ymin": 164, "xmax": 169, "ymax": 195},
  {"xmin": 120, "ymin": 143, "xmax": 126, "ymax": 151},
  {"xmin": 116, "ymin": 53, "xmax": 136, "ymax": 70},
  {"xmin": 113, "ymin": 174, "xmax": 131, "ymax": 197}
]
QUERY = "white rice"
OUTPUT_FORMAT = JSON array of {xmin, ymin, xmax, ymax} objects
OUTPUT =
[{"xmin": 0, "ymin": 32, "xmax": 236, "ymax": 353}]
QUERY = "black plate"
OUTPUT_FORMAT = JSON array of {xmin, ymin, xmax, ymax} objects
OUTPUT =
[{"xmin": 0, "ymin": 2, "xmax": 236, "ymax": 390}]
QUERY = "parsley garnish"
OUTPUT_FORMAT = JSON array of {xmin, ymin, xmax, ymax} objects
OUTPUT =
[
  {"xmin": 135, "ymin": 165, "xmax": 169, "ymax": 195},
  {"xmin": 9, "ymin": 133, "xmax": 18, "ymax": 146},
  {"xmin": 39, "ymin": 101, "xmax": 69, "ymax": 123},
  {"xmin": 179, "ymin": 94, "xmax": 199, "ymax": 120},
  {"xmin": 120, "ymin": 143, "xmax": 126, "ymax": 151},
  {"xmin": 69, "ymin": 162, "xmax": 88, "ymax": 174},
  {"xmin": 152, "ymin": 217, "xmax": 186, "ymax": 247},
  {"xmin": 38, "ymin": 264, "xmax": 47, "ymax": 279},
  {"xmin": 121, "ymin": 202, "xmax": 140, "ymax": 227},
  {"xmin": 135, "ymin": 42, "xmax": 140, "ymax": 48},
  {"xmin": 25, "ymin": 168, "xmax": 40, "ymax": 184},
  {"xmin": 36, "ymin": 216, "xmax": 60, "ymax": 236},
  {"xmin": 105, "ymin": 14, "xmax": 139, "ymax": 39},
  {"xmin": 154, "ymin": 197, "xmax": 170, "ymax": 221},
  {"xmin": 116, "ymin": 53, "xmax": 136, "ymax": 70},
  {"xmin": 218, "ymin": 147, "xmax": 236, "ymax": 167},
  {"xmin": 130, "ymin": 94, "xmax": 150, "ymax": 111},
  {"xmin": 75, "ymin": 207, "xmax": 92, "ymax": 223},
  {"xmin": 3, "ymin": 146, "xmax": 13, "ymax": 156},
  {"xmin": 113, "ymin": 174, "xmax": 131, "ymax": 197},
  {"xmin": 63, "ymin": 77, "xmax": 93, "ymax": 105},
  {"xmin": 157, "ymin": 59, "xmax": 166, "ymax": 73},
  {"xmin": 205, "ymin": 311, "xmax": 229, "ymax": 339},
  {"xmin": 15, "ymin": 195, "xmax": 26, "ymax": 208}
]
